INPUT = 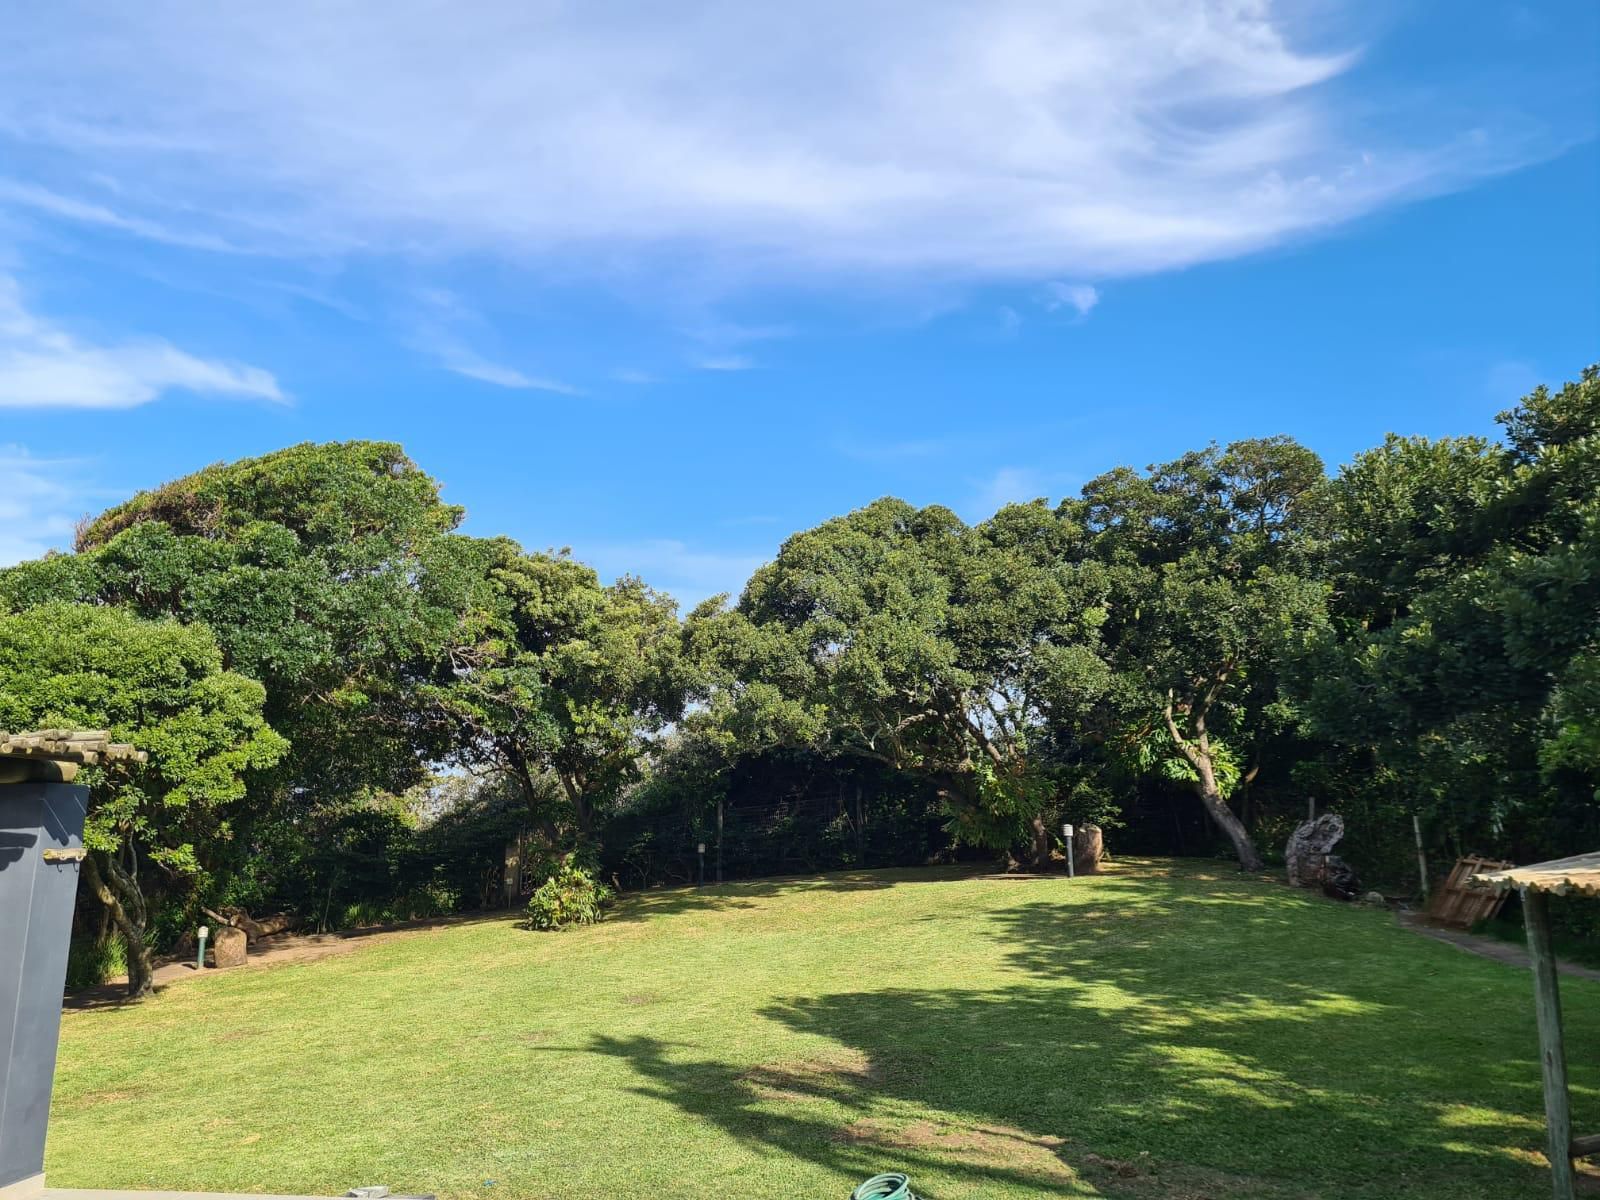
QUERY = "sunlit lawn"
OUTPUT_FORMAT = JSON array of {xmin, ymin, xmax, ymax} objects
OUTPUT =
[{"xmin": 49, "ymin": 859, "xmax": 1598, "ymax": 1199}]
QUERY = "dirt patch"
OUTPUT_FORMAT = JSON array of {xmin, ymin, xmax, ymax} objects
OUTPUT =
[
  {"xmin": 834, "ymin": 1117, "xmax": 1074, "ymax": 1183},
  {"xmin": 621, "ymin": 992, "xmax": 660, "ymax": 1006},
  {"xmin": 1079, "ymin": 1153, "xmax": 1312, "ymax": 1200},
  {"xmin": 832, "ymin": 1118, "xmax": 1303, "ymax": 1199},
  {"xmin": 64, "ymin": 1089, "xmax": 139, "ymax": 1109},
  {"xmin": 212, "ymin": 1026, "xmax": 265, "ymax": 1043},
  {"xmin": 740, "ymin": 1050, "xmax": 881, "ymax": 1102}
]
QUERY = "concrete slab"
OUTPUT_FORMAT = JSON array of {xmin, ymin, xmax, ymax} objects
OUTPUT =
[
  {"xmin": 43, "ymin": 1191, "xmax": 433, "ymax": 1200},
  {"xmin": 44, "ymin": 1192, "xmax": 341, "ymax": 1200}
]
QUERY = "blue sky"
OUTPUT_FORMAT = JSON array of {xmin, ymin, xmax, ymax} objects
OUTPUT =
[{"xmin": 1, "ymin": 0, "xmax": 1596, "ymax": 606}]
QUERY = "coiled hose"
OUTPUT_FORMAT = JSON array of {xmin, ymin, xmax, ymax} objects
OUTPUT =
[{"xmin": 850, "ymin": 1173, "xmax": 917, "ymax": 1200}]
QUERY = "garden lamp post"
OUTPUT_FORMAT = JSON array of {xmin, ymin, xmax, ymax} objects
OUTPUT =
[
  {"xmin": 697, "ymin": 842, "xmax": 706, "ymax": 887},
  {"xmin": 1063, "ymin": 823, "xmax": 1075, "ymax": 878},
  {"xmin": 196, "ymin": 924, "xmax": 210, "ymax": 970}
]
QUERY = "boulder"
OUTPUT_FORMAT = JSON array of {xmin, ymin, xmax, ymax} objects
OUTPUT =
[
  {"xmin": 1285, "ymin": 812, "xmax": 1345, "ymax": 888},
  {"xmin": 1321, "ymin": 854, "xmax": 1360, "ymax": 902},
  {"xmin": 210, "ymin": 925, "xmax": 248, "ymax": 969},
  {"xmin": 1072, "ymin": 824, "xmax": 1105, "ymax": 875}
]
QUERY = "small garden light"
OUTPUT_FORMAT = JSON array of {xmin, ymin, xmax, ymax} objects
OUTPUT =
[
  {"xmin": 1062, "ymin": 823, "xmax": 1075, "ymax": 879},
  {"xmin": 697, "ymin": 842, "xmax": 706, "ymax": 887},
  {"xmin": 196, "ymin": 924, "xmax": 209, "ymax": 970}
]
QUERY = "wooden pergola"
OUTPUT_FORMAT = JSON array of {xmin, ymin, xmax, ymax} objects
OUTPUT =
[
  {"xmin": 1473, "ymin": 853, "xmax": 1600, "ymax": 1200},
  {"xmin": 0, "ymin": 729, "xmax": 146, "ymax": 783}
]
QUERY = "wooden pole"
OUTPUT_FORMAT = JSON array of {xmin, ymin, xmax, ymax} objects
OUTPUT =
[
  {"xmin": 715, "ymin": 798, "xmax": 724, "ymax": 884},
  {"xmin": 1524, "ymin": 886, "xmax": 1575, "ymax": 1200},
  {"xmin": 1413, "ymin": 813, "xmax": 1431, "ymax": 901}
]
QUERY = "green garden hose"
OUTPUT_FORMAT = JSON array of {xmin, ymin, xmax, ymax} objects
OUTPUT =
[{"xmin": 850, "ymin": 1173, "xmax": 916, "ymax": 1200}]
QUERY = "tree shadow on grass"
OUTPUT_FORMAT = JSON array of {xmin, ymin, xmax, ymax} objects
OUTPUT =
[{"xmin": 585, "ymin": 871, "xmax": 1596, "ymax": 1199}]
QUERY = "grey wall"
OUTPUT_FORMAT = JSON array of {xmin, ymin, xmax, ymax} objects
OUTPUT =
[{"xmin": 0, "ymin": 783, "xmax": 88, "ymax": 1189}]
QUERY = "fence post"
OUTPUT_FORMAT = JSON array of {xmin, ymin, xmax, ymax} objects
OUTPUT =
[{"xmin": 1412, "ymin": 813, "xmax": 1430, "ymax": 901}]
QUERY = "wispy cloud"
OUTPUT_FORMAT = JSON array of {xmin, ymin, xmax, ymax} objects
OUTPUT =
[
  {"xmin": 0, "ymin": 274, "xmax": 283, "ymax": 409},
  {"xmin": 611, "ymin": 368, "xmax": 657, "ymax": 385},
  {"xmin": 0, "ymin": 178, "xmax": 250, "ymax": 254},
  {"xmin": 1041, "ymin": 282, "xmax": 1100, "ymax": 318},
  {"xmin": 409, "ymin": 288, "xmax": 582, "ymax": 395},
  {"xmin": 444, "ymin": 355, "xmax": 582, "ymax": 395},
  {"xmin": 966, "ymin": 466, "xmax": 1049, "ymax": 521},
  {"xmin": 0, "ymin": 445, "xmax": 83, "ymax": 565},
  {"xmin": 694, "ymin": 354, "xmax": 756, "ymax": 372},
  {"xmin": 0, "ymin": 2, "xmax": 1560, "ymax": 291}
]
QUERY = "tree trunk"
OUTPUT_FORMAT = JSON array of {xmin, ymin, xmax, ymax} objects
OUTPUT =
[
  {"xmin": 82, "ymin": 852, "xmax": 156, "ymax": 999},
  {"xmin": 1164, "ymin": 687, "xmax": 1264, "ymax": 873},
  {"xmin": 1028, "ymin": 814, "xmax": 1052, "ymax": 869},
  {"xmin": 1193, "ymin": 782, "xmax": 1263, "ymax": 871}
]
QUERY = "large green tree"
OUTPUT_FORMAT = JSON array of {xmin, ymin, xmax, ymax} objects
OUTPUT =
[
  {"xmin": 0, "ymin": 442, "xmax": 483, "ymax": 895},
  {"xmin": 0, "ymin": 603, "xmax": 285, "ymax": 996},
  {"xmin": 430, "ymin": 540, "xmax": 688, "ymax": 850},
  {"xmin": 1072, "ymin": 437, "xmax": 1329, "ymax": 870},
  {"xmin": 702, "ymin": 497, "xmax": 1107, "ymax": 866},
  {"xmin": 1299, "ymin": 366, "xmax": 1600, "ymax": 872}
]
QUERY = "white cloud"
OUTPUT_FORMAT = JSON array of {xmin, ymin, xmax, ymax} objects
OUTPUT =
[
  {"xmin": 407, "ymin": 288, "xmax": 582, "ymax": 395},
  {"xmin": 445, "ymin": 356, "xmax": 583, "ymax": 395},
  {"xmin": 967, "ymin": 466, "xmax": 1048, "ymax": 520},
  {"xmin": 0, "ymin": 179, "xmax": 248, "ymax": 254},
  {"xmin": 0, "ymin": 2, "xmax": 1554, "ymax": 289},
  {"xmin": 1042, "ymin": 282, "xmax": 1100, "ymax": 317},
  {"xmin": 695, "ymin": 355, "xmax": 757, "ymax": 372},
  {"xmin": 611, "ymin": 368, "xmax": 657, "ymax": 385},
  {"xmin": 0, "ymin": 445, "xmax": 81, "ymax": 565},
  {"xmin": 0, "ymin": 275, "xmax": 284, "ymax": 408}
]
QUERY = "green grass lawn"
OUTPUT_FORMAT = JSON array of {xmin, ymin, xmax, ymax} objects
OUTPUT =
[{"xmin": 48, "ymin": 859, "xmax": 1599, "ymax": 1200}]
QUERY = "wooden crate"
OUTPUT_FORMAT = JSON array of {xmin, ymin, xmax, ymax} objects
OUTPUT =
[{"xmin": 1427, "ymin": 855, "xmax": 1514, "ymax": 928}]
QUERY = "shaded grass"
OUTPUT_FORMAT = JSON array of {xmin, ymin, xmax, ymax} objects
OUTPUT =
[{"xmin": 48, "ymin": 859, "xmax": 1599, "ymax": 1199}]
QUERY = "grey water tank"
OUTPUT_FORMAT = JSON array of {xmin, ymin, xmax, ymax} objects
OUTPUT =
[{"xmin": 0, "ymin": 782, "xmax": 88, "ymax": 1193}]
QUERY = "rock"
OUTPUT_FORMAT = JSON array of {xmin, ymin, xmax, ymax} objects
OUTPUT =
[
  {"xmin": 210, "ymin": 925, "xmax": 248, "ymax": 968},
  {"xmin": 1072, "ymin": 824, "xmax": 1105, "ymax": 875},
  {"xmin": 1321, "ymin": 854, "xmax": 1360, "ymax": 901},
  {"xmin": 1285, "ymin": 812, "xmax": 1345, "ymax": 888},
  {"xmin": 1363, "ymin": 890, "xmax": 1386, "ymax": 906}
]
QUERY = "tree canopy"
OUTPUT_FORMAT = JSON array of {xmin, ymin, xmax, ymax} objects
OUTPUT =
[
  {"xmin": 0, "ymin": 602, "xmax": 285, "ymax": 994},
  {"xmin": 5, "ymin": 366, "xmax": 1598, "ymax": 993}
]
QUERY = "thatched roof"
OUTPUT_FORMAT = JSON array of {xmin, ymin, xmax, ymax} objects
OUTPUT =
[{"xmin": 1471, "ymin": 852, "xmax": 1600, "ymax": 898}]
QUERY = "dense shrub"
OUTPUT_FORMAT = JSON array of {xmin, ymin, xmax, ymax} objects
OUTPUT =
[
  {"xmin": 64, "ymin": 935, "xmax": 127, "ymax": 990},
  {"xmin": 523, "ymin": 863, "xmax": 614, "ymax": 930}
]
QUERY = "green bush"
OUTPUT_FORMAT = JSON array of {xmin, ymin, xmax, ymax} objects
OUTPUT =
[
  {"xmin": 523, "ymin": 863, "xmax": 614, "ymax": 931},
  {"xmin": 64, "ymin": 935, "xmax": 127, "ymax": 990}
]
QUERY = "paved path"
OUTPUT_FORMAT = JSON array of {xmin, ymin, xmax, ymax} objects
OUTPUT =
[{"xmin": 1399, "ymin": 911, "xmax": 1600, "ymax": 982}]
